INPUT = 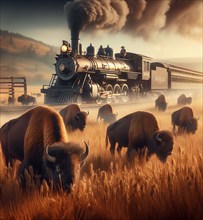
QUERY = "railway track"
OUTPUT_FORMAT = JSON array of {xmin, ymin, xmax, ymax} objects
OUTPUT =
[{"xmin": 0, "ymin": 98, "xmax": 152, "ymax": 113}]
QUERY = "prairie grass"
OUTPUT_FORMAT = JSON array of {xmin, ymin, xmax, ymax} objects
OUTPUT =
[{"xmin": 0, "ymin": 97, "xmax": 202, "ymax": 220}]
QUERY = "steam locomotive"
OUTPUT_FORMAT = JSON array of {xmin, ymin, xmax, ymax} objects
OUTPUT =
[{"xmin": 41, "ymin": 37, "xmax": 203, "ymax": 104}]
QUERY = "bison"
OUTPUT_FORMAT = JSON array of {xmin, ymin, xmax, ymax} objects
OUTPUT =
[
  {"xmin": 1, "ymin": 99, "xmax": 6, "ymax": 105},
  {"xmin": 172, "ymin": 106, "xmax": 198, "ymax": 134},
  {"xmin": 177, "ymin": 94, "xmax": 192, "ymax": 105},
  {"xmin": 59, "ymin": 104, "xmax": 89, "ymax": 131},
  {"xmin": 155, "ymin": 94, "xmax": 167, "ymax": 111},
  {"xmin": 0, "ymin": 106, "xmax": 89, "ymax": 192},
  {"xmin": 18, "ymin": 94, "xmax": 37, "ymax": 106},
  {"xmin": 97, "ymin": 104, "xmax": 117, "ymax": 123},
  {"xmin": 8, "ymin": 96, "xmax": 15, "ymax": 105},
  {"xmin": 106, "ymin": 111, "xmax": 174, "ymax": 162}
]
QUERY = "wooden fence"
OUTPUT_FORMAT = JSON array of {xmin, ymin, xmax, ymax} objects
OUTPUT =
[{"xmin": 0, "ymin": 76, "xmax": 27, "ymax": 99}]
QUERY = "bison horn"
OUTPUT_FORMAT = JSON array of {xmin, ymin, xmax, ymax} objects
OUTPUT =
[
  {"xmin": 116, "ymin": 112, "xmax": 118, "ymax": 116},
  {"xmin": 156, "ymin": 133, "xmax": 162, "ymax": 142},
  {"xmin": 45, "ymin": 146, "xmax": 56, "ymax": 163},
  {"xmin": 86, "ymin": 111, "xmax": 89, "ymax": 115},
  {"xmin": 80, "ymin": 142, "xmax": 89, "ymax": 161}
]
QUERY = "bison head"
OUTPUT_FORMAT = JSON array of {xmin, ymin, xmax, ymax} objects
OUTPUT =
[
  {"xmin": 187, "ymin": 97, "xmax": 192, "ymax": 104},
  {"xmin": 17, "ymin": 95, "xmax": 24, "ymax": 103},
  {"xmin": 71, "ymin": 111, "xmax": 89, "ymax": 131},
  {"xmin": 152, "ymin": 131, "xmax": 174, "ymax": 162},
  {"xmin": 158, "ymin": 102, "xmax": 167, "ymax": 112},
  {"xmin": 186, "ymin": 118, "xmax": 198, "ymax": 134},
  {"xmin": 45, "ymin": 142, "xmax": 89, "ymax": 192}
]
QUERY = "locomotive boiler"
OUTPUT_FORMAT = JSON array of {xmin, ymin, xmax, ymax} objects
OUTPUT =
[{"xmin": 41, "ymin": 36, "xmax": 203, "ymax": 105}]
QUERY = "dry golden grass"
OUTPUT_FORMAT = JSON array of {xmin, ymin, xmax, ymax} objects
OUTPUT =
[{"xmin": 0, "ymin": 96, "xmax": 203, "ymax": 220}]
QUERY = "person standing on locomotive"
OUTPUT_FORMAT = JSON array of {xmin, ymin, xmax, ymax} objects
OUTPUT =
[
  {"xmin": 120, "ymin": 46, "xmax": 127, "ymax": 58},
  {"xmin": 97, "ymin": 45, "xmax": 106, "ymax": 56},
  {"xmin": 105, "ymin": 45, "xmax": 113, "ymax": 58}
]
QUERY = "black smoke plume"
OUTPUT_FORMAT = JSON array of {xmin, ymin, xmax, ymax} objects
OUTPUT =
[{"xmin": 64, "ymin": 0, "xmax": 202, "ymax": 41}]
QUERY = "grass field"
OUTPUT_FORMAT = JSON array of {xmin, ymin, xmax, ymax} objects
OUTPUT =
[{"xmin": 0, "ymin": 94, "xmax": 202, "ymax": 220}]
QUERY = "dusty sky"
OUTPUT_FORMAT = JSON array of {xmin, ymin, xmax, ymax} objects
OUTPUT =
[{"xmin": 0, "ymin": 0, "xmax": 202, "ymax": 59}]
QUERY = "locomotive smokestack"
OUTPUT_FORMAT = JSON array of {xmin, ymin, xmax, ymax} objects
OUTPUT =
[{"xmin": 71, "ymin": 30, "xmax": 79, "ymax": 54}]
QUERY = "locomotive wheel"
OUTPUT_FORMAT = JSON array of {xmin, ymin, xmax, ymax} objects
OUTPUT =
[
  {"xmin": 113, "ymin": 84, "xmax": 121, "ymax": 103},
  {"xmin": 105, "ymin": 84, "xmax": 113, "ymax": 103},
  {"xmin": 105, "ymin": 84, "xmax": 113, "ymax": 96},
  {"xmin": 121, "ymin": 84, "xmax": 129, "ymax": 102}
]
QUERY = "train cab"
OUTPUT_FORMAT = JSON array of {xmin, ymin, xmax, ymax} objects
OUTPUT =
[{"xmin": 115, "ymin": 52, "xmax": 152, "ymax": 81}]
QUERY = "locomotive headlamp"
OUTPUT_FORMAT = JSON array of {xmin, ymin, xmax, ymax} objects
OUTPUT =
[
  {"xmin": 61, "ymin": 45, "xmax": 68, "ymax": 53},
  {"xmin": 60, "ymin": 40, "xmax": 71, "ymax": 54}
]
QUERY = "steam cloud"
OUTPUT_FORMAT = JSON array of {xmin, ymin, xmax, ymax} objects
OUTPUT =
[{"xmin": 64, "ymin": 0, "xmax": 202, "ymax": 40}]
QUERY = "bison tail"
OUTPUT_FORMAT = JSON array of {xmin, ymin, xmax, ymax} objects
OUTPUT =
[
  {"xmin": 105, "ymin": 132, "xmax": 109, "ymax": 148},
  {"xmin": 96, "ymin": 113, "xmax": 99, "ymax": 122}
]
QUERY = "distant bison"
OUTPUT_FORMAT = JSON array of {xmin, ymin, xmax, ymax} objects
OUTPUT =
[
  {"xmin": 155, "ymin": 94, "xmax": 167, "ymax": 111},
  {"xmin": 106, "ymin": 111, "xmax": 174, "ymax": 162},
  {"xmin": 177, "ymin": 94, "xmax": 192, "ymax": 105},
  {"xmin": 1, "ymin": 99, "xmax": 6, "ymax": 105},
  {"xmin": 0, "ymin": 106, "xmax": 89, "ymax": 192},
  {"xmin": 8, "ymin": 96, "xmax": 15, "ymax": 105},
  {"xmin": 97, "ymin": 104, "xmax": 117, "ymax": 123},
  {"xmin": 18, "ymin": 94, "xmax": 37, "ymax": 105},
  {"xmin": 172, "ymin": 106, "xmax": 198, "ymax": 134},
  {"xmin": 59, "ymin": 104, "xmax": 89, "ymax": 131}
]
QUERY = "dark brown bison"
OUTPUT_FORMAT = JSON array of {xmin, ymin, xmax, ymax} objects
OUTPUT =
[
  {"xmin": 18, "ymin": 94, "xmax": 37, "ymax": 105},
  {"xmin": 8, "ymin": 96, "xmax": 15, "ymax": 105},
  {"xmin": 106, "ymin": 111, "xmax": 174, "ymax": 162},
  {"xmin": 0, "ymin": 106, "xmax": 89, "ymax": 192},
  {"xmin": 97, "ymin": 104, "xmax": 117, "ymax": 123},
  {"xmin": 155, "ymin": 94, "xmax": 167, "ymax": 111},
  {"xmin": 172, "ymin": 106, "xmax": 198, "ymax": 134},
  {"xmin": 59, "ymin": 104, "xmax": 89, "ymax": 131},
  {"xmin": 177, "ymin": 94, "xmax": 192, "ymax": 105}
]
